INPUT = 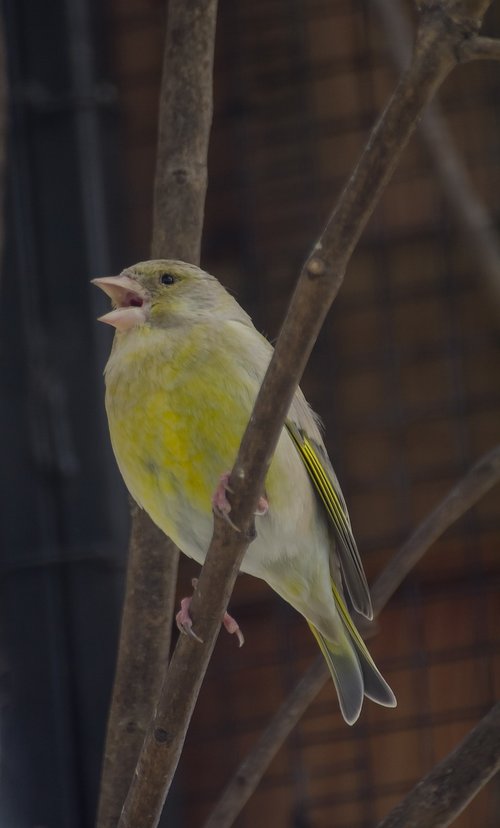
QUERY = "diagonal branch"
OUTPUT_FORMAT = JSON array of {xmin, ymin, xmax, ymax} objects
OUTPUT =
[
  {"xmin": 370, "ymin": 443, "xmax": 500, "ymax": 614},
  {"xmin": 117, "ymin": 3, "xmax": 496, "ymax": 827},
  {"xmin": 373, "ymin": 0, "xmax": 500, "ymax": 312},
  {"xmin": 202, "ymin": 443, "xmax": 500, "ymax": 828},
  {"xmin": 96, "ymin": 1, "xmax": 218, "ymax": 825},
  {"xmin": 377, "ymin": 701, "xmax": 500, "ymax": 828},
  {"xmin": 460, "ymin": 35, "xmax": 500, "ymax": 60}
]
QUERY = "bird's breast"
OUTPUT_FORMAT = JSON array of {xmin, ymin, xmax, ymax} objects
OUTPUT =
[
  {"xmin": 103, "ymin": 324, "xmax": 323, "ymax": 573},
  {"xmin": 103, "ymin": 327, "xmax": 262, "ymax": 551}
]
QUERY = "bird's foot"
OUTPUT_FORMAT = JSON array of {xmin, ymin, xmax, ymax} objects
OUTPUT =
[
  {"xmin": 176, "ymin": 595, "xmax": 204, "ymax": 643},
  {"xmin": 222, "ymin": 610, "xmax": 245, "ymax": 647},
  {"xmin": 212, "ymin": 472, "xmax": 239, "ymax": 529},
  {"xmin": 212, "ymin": 472, "xmax": 269, "ymax": 527},
  {"xmin": 176, "ymin": 578, "xmax": 245, "ymax": 647},
  {"xmin": 254, "ymin": 493, "xmax": 269, "ymax": 516}
]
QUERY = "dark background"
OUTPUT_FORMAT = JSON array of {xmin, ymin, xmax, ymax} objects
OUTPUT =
[{"xmin": 1, "ymin": 1, "xmax": 500, "ymax": 826}]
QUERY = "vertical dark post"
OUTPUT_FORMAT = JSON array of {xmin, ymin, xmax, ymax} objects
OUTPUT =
[{"xmin": 0, "ymin": 13, "xmax": 6, "ymax": 282}]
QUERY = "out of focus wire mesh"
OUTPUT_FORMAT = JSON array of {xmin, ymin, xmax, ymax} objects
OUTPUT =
[{"xmin": 107, "ymin": 0, "xmax": 500, "ymax": 825}]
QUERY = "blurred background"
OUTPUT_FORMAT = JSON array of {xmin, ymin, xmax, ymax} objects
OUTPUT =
[{"xmin": 1, "ymin": 0, "xmax": 499, "ymax": 826}]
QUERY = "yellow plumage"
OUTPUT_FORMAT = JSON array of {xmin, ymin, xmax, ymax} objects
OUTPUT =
[{"xmin": 93, "ymin": 259, "xmax": 396, "ymax": 724}]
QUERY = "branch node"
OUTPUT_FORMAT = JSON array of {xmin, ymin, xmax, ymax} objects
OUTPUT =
[
  {"xmin": 306, "ymin": 257, "xmax": 326, "ymax": 278},
  {"xmin": 153, "ymin": 728, "xmax": 172, "ymax": 746}
]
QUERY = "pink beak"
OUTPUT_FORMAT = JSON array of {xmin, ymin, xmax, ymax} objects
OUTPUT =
[{"xmin": 92, "ymin": 274, "xmax": 149, "ymax": 331}]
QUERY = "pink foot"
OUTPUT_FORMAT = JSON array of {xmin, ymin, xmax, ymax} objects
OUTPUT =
[
  {"xmin": 176, "ymin": 579, "xmax": 244, "ymax": 647},
  {"xmin": 212, "ymin": 472, "xmax": 269, "ymax": 526},
  {"xmin": 255, "ymin": 494, "xmax": 269, "ymax": 516},
  {"xmin": 212, "ymin": 472, "xmax": 241, "ymax": 531},
  {"xmin": 223, "ymin": 611, "xmax": 245, "ymax": 647},
  {"xmin": 176, "ymin": 595, "xmax": 203, "ymax": 643}
]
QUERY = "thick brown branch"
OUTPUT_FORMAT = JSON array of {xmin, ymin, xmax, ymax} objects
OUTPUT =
[
  {"xmin": 152, "ymin": 0, "xmax": 217, "ymax": 263},
  {"xmin": 96, "ymin": 1, "xmax": 218, "ymax": 825},
  {"xmin": 202, "ymin": 443, "xmax": 500, "ymax": 828},
  {"xmin": 117, "ymin": 3, "xmax": 496, "ymax": 827},
  {"xmin": 377, "ymin": 702, "xmax": 500, "ymax": 828},
  {"xmin": 96, "ymin": 506, "xmax": 179, "ymax": 828}
]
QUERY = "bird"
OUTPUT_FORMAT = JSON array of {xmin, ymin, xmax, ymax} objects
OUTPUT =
[{"xmin": 93, "ymin": 259, "xmax": 396, "ymax": 725}]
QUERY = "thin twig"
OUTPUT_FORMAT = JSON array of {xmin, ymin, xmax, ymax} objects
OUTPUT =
[
  {"xmin": 371, "ymin": 443, "xmax": 500, "ymax": 613},
  {"xmin": 377, "ymin": 702, "xmax": 500, "ymax": 828},
  {"xmin": 203, "ymin": 443, "xmax": 500, "ymax": 828},
  {"xmin": 203, "ymin": 659, "xmax": 329, "ymax": 828},
  {"xmin": 117, "ymin": 3, "xmax": 497, "ymax": 827},
  {"xmin": 373, "ymin": 0, "xmax": 500, "ymax": 312},
  {"xmin": 95, "ymin": 0, "xmax": 218, "ymax": 824},
  {"xmin": 461, "ymin": 35, "xmax": 500, "ymax": 60}
]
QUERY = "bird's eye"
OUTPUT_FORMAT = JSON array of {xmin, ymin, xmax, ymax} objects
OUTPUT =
[{"xmin": 160, "ymin": 272, "xmax": 175, "ymax": 286}]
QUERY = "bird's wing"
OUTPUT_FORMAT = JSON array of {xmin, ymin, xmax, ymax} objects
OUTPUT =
[{"xmin": 286, "ymin": 420, "xmax": 373, "ymax": 620}]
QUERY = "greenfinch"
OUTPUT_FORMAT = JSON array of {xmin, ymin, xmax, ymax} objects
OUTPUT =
[{"xmin": 93, "ymin": 260, "xmax": 396, "ymax": 725}]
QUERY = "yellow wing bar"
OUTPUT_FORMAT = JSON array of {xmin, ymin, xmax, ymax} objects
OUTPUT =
[{"xmin": 286, "ymin": 421, "xmax": 373, "ymax": 619}]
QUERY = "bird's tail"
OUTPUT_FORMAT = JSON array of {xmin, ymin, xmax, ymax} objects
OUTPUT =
[{"xmin": 308, "ymin": 583, "xmax": 396, "ymax": 725}]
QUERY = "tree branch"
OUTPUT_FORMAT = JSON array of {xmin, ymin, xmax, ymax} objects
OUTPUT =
[
  {"xmin": 152, "ymin": 0, "xmax": 217, "ymax": 264},
  {"xmin": 377, "ymin": 702, "xmax": 500, "ymax": 828},
  {"xmin": 460, "ymin": 35, "xmax": 500, "ymax": 60},
  {"xmin": 203, "ymin": 658, "xmax": 329, "ymax": 828},
  {"xmin": 96, "ymin": 506, "xmax": 179, "ymax": 828},
  {"xmin": 202, "ymin": 443, "xmax": 500, "ymax": 828},
  {"xmin": 374, "ymin": 0, "xmax": 500, "ymax": 312},
  {"xmin": 370, "ymin": 443, "xmax": 500, "ymax": 614},
  {"xmin": 114, "ymin": 2, "xmax": 497, "ymax": 826},
  {"xmin": 96, "ymin": 1, "xmax": 218, "ymax": 825}
]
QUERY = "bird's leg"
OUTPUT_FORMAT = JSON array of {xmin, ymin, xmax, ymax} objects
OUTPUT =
[
  {"xmin": 211, "ymin": 472, "xmax": 236, "ymax": 525},
  {"xmin": 176, "ymin": 578, "xmax": 245, "ymax": 647},
  {"xmin": 222, "ymin": 611, "xmax": 245, "ymax": 647},
  {"xmin": 176, "ymin": 595, "xmax": 203, "ymax": 643},
  {"xmin": 212, "ymin": 471, "xmax": 269, "ymax": 528}
]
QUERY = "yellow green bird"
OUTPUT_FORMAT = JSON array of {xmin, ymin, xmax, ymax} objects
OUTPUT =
[{"xmin": 93, "ymin": 259, "xmax": 396, "ymax": 725}]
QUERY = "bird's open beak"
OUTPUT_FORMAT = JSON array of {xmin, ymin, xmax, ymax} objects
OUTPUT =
[{"xmin": 92, "ymin": 275, "xmax": 149, "ymax": 331}]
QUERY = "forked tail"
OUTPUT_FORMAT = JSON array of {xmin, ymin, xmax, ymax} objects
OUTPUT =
[{"xmin": 308, "ymin": 583, "xmax": 396, "ymax": 725}]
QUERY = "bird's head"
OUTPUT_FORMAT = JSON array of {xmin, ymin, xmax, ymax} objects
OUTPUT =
[{"xmin": 92, "ymin": 259, "xmax": 237, "ymax": 332}]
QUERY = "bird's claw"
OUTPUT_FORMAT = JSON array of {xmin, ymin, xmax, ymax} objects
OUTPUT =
[
  {"xmin": 214, "ymin": 506, "xmax": 242, "ymax": 532},
  {"xmin": 176, "ymin": 579, "xmax": 244, "ymax": 647},
  {"xmin": 212, "ymin": 471, "xmax": 268, "ymax": 527},
  {"xmin": 212, "ymin": 472, "xmax": 241, "ymax": 531},
  {"xmin": 176, "ymin": 596, "xmax": 204, "ymax": 643},
  {"xmin": 223, "ymin": 611, "xmax": 245, "ymax": 647},
  {"xmin": 254, "ymin": 494, "xmax": 269, "ymax": 516}
]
